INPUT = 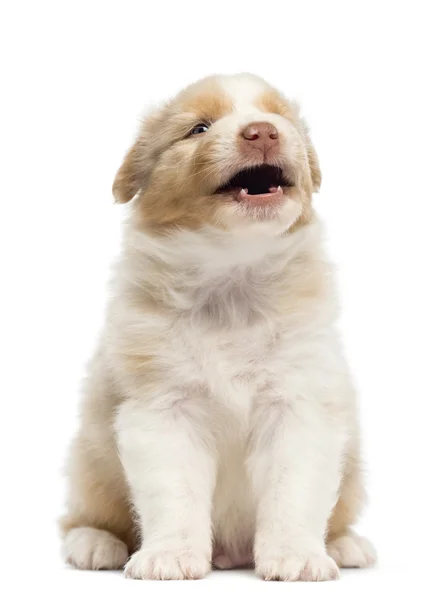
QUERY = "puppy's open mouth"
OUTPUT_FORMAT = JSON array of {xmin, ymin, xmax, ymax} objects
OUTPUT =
[{"xmin": 216, "ymin": 165, "xmax": 291, "ymax": 204}]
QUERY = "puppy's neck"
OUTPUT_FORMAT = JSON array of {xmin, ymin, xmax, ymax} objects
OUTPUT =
[{"xmin": 120, "ymin": 220, "xmax": 325, "ymax": 329}]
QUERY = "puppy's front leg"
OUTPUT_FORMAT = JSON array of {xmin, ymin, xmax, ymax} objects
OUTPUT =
[
  {"xmin": 249, "ymin": 384, "xmax": 345, "ymax": 581},
  {"xmin": 115, "ymin": 391, "xmax": 215, "ymax": 580}
]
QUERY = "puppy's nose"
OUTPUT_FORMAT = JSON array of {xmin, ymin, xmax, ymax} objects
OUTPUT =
[
  {"xmin": 240, "ymin": 122, "xmax": 279, "ymax": 159},
  {"xmin": 242, "ymin": 122, "xmax": 279, "ymax": 142}
]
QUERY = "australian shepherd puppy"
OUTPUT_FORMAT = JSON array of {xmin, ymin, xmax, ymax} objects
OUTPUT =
[{"xmin": 61, "ymin": 73, "xmax": 376, "ymax": 581}]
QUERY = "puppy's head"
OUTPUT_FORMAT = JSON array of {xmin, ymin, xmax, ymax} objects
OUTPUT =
[{"xmin": 113, "ymin": 74, "xmax": 321, "ymax": 235}]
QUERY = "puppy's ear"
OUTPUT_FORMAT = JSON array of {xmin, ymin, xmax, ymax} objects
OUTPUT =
[
  {"xmin": 112, "ymin": 137, "xmax": 145, "ymax": 203},
  {"xmin": 300, "ymin": 118, "xmax": 321, "ymax": 193},
  {"xmin": 112, "ymin": 109, "xmax": 163, "ymax": 203}
]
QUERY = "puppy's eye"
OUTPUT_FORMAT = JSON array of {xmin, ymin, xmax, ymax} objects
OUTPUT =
[{"xmin": 189, "ymin": 123, "xmax": 209, "ymax": 136}]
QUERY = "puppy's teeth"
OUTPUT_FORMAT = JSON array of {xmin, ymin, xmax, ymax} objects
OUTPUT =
[
  {"xmin": 239, "ymin": 188, "xmax": 248, "ymax": 199},
  {"xmin": 277, "ymin": 185, "xmax": 282, "ymax": 192}
]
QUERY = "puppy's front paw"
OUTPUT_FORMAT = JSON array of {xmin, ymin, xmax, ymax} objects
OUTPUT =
[
  {"xmin": 255, "ymin": 551, "xmax": 339, "ymax": 582},
  {"xmin": 124, "ymin": 548, "xmax": 211, "ymax": 580},
  {"xmin": 327, "ymin": 531, "xmax": 376, "ymax": 568}
]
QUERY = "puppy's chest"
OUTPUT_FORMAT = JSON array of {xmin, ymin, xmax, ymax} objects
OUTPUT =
[
  {"xmin": 180, "ymin": 326, "xmax": 272, "ymax": 381},
  {"xmin": 154, "ymin": 272, "xmax": 287, "ymax": 390},
  {"xmin": 163, "ymin": 321, "xmax": 280, "ymax": 396}
]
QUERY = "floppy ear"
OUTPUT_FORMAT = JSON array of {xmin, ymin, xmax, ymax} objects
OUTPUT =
[
  {"xmin": 300, "ymin": 118, "xmax": 321, "ymax": 193},
  {"xmin": 112, "ymin": 108, "xmax": 164, "ymax": 203},
  {"xmin": 112, "ymin": 137, "xmax": 146, "ymax": 203}
]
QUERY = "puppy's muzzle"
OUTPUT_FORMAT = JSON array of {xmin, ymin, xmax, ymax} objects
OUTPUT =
[{"xmin": 239, "ymin": 121, "xmax": 279, "ymax": 161}]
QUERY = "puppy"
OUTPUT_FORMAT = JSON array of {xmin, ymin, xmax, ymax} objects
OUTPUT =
[{"xmin": 61, "ymin": 73, "xmax": 376, "ymax": 581}]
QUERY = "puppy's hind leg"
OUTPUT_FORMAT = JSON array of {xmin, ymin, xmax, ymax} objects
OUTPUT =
[
  {"xmin": 60, "ymin": 358, "xmax": 135, "ymax": 570},
  {"xmin": 60, "ymin": 426, "xmax": 135, "ymax": 570},
  {"xmin": 326, "ymin": 452, "xmax": 376, "ymax": 568}
]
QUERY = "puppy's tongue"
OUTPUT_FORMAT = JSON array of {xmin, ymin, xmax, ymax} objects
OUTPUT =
[{"xmin": 237, "ymin": 186, "xmax": 283, "ymax": 203}]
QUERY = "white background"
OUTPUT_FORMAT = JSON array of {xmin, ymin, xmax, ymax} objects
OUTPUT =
[{"xmin": 1, "ymin": 1, "xmax": 443, "ymax": 598}]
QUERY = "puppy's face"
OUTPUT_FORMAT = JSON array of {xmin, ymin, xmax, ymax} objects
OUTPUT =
[{"xmin": 113, "ymin": 74, "xmax": 321, "ymax": 235}]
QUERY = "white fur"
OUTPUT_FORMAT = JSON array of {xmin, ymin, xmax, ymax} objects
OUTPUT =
[
  {"xmin": 220, "ymin": 73, "xmax": 267, "ymax": 112},
  {"xmin": 111, "ymin": 220, "xmax": 353, "ymax": 580}
]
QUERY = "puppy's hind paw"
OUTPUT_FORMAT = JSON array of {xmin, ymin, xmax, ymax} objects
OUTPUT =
[
  {"xmin": 63, "ymin": 527, "xmax": 128, "ymax": 570},
  {"xmin": 327, "ymin": 530, "xmax": 376, "ymax": 568}
]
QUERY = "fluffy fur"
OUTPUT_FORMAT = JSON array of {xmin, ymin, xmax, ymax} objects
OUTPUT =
[{"xmin": 61, "ymin": 73, "xmax": 375, "ymax": 581}]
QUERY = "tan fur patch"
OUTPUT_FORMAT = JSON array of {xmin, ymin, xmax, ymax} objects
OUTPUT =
[
  {"xmin": 114, "ymin": 77, "xmax": 235, "ymax": 229},
  {"xmin": 176, "ymin": 78, "xmax": 233, "ymax": 123},
  {"xmin": 256, "ymin": 88, "xmax": 295, "ymax": 121},
  {"xmin": 300, "ymin": 122, "xmax": 322, "ymax": 193},
  {"xmin": 276, "ymin": 240, "xmax": 329, "ymax": 315}
]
